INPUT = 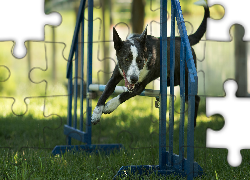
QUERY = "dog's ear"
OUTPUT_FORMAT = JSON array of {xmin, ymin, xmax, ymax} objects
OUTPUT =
[
  {"xmin": 113, "ymin": 27, "xmax": 123, "ymax": 51},
  {"xmin": 139, "ymin": 25, "xmax": 147, "ymax": 50}
]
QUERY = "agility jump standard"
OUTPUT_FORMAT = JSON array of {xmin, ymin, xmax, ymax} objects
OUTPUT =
[
  {"xmin": 52, "ymin": 0, "xmax": 123, "ymax": 154},
  {"xmin": 51, "ymin": 0, "xmax": 203, "ymax": 179},
  {"xmin": 114, "ymin": 0, "xmax": 203, "ymax": 179}
]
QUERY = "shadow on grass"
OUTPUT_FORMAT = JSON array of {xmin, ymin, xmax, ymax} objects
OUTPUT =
[
  {"xmin": 1, "ymin": 97, "xmax": 249, "ymax": 179},
  {"xmin": 0, "ymin": 96, "xmax": 225, "ymax": 153}
]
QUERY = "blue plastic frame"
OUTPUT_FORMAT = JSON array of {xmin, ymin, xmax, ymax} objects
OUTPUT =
[{"xmin": 52, "ymin": 0, "xmax": 123, "ymax": 156}]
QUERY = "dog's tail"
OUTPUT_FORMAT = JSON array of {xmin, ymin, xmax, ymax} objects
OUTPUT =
[{"xmin": 188, "ymin": 0, "xmax": 210, "ymax": 46}]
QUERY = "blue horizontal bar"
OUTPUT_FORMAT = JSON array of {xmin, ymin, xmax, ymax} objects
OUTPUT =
[{"xmin": 52, "ymin": 144, "xmax": 123, "ymax": 156}]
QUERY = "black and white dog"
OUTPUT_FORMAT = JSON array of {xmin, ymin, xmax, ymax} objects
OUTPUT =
[{"xmin": 91, "ymin": 0, "xmax": 210, "ymax": 127}]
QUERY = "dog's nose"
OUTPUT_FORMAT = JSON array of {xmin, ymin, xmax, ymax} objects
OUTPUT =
[{"xmin": 130, "ymin": 75, "xmax": 138, "ymax": 84}]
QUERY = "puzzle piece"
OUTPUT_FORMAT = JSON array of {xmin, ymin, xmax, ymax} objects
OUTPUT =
[
  {"xmin": 0, "ymin": 41, "xmax": 47, "ymax": 116},
  {"xmin": 206, "ymin": 80, "xmax": 250, "ymax": 167},
  {"xmin": 0, "ymin": 0, "xmax": 61, "ymax": 58},
  {"xmin": 197, "ymin": 39, "xmax": 235, "ymax": 96},
  {"xmin": 29, "ymin": 42, "xmax": 68, "ymax": 96},
  {"xmin": 207, "ymin": 0, "xmax": 250, "ymax": 41},
  {"xmin": 199, "ymin": 23, "xmax": 248, "ymax": 97},
  {"xmin": 1, "ymin": 98, "xmax": 66, "ymax": 148},
  {"xmin": 44, "ymin": 0, "xmax": 103, "ymax": 59}
]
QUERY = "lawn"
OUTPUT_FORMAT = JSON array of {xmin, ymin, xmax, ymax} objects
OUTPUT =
[{"xmin": 1, "ymin": 93, "xmax": 250, "ymax": 179}]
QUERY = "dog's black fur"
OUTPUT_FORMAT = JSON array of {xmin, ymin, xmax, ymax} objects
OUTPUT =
[{"xmin": 91, "ymin": 3, "xmax": 210, "ymax": 127}]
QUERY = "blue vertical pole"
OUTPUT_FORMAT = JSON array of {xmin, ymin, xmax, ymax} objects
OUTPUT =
[
  {"xmin": 86, "ymin": 0, "xmax": 93, "ymax": 145},
  {"xmin": 187, "ymin": 60, "xmax": 195, "ymax": 180},
  {"xmin": 67, "ymin": 59, "xmax": 73, "ymax": 145},
  {"xmin": 80, "ymin": 10, "xmax": 85, "ymax": 132},
  {"xmin": 74, "ymin": 41, "xmax": 79, "ymax": 129},
  {"xmin": 67, "ymin": 0, "xmax": 87, "ymax": 78},
  {"xmin": 159, "ymin": 0, "xmax": 167, "ymax": 170},
  {"xmin": 169, "ymin": 0, "xmax": 175, "ymax": 167},
  {"xmin": 179, "ymin": 39, "xmax": 185, "ymax": 170}
]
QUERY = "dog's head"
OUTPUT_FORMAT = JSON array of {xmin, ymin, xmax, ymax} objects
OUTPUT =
[{"xmin": 113, "ymin": 26, "xmax": 148, "ymax": 92}]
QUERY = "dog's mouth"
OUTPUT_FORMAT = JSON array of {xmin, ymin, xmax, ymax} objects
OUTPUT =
[{"xmin": 123, "ymin": 70, "xmax": 135, "ymax": 92}]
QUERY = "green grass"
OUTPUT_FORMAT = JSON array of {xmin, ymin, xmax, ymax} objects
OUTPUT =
[{"xmin": 1, "ymin": 94, "xmax": 250, "ymax": 179}]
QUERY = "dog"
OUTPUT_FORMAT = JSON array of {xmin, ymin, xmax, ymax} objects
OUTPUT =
[{"xmin": 91, "ymin": 0, "xmax": 210, "ymax": 127}]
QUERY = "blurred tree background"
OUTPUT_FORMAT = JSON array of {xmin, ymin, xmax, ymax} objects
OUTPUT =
[{"xmin": 1, "ymin": 0, "xmax": 246, "ymax": 97}]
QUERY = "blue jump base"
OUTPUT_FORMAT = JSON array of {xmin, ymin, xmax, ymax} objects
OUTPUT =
[
  {"xmin": 51, "ymin": 123, "xmax": 124, "ymax": 156},
  {"xmin": 52, "ymin": 144, "xmax": 123, "ymax": 156},
  {"xmin": 114, "ymin": 152, "xmax": 203, "ymax": 179}
]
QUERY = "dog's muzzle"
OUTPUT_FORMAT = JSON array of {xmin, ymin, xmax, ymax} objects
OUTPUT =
[
  {"xmin": 130, "ymin": 75, "xmax": 138, "ymax": 84},
  {"xmin": 123, "ymin": 70, "xmax": 136, "ymax": 92}
]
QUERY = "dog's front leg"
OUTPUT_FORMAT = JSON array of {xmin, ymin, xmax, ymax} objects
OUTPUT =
[
  {"xmin": 91, "ymin": 65, "xmax": 123, "ymax": 125},
  {"xmin": 103, "ymin": 83, "xmax": 146, "ymax": 114}
]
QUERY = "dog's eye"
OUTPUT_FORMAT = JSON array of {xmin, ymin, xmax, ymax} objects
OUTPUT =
[{"xmin": 138, "ymin": 60, "xmax": 143, "ymax": 64}]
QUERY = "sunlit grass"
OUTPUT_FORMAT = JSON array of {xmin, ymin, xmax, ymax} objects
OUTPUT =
[{"xmin": 1, "ymin": 92, "xmax": 250, "ymax": 179}]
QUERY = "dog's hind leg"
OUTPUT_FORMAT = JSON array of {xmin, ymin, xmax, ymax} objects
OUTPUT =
[
  {"xmin": 194, "ymin": 95, "xmax": 200, "ymax": 127},
  {"xmin": 91, "ymin": 65, "xmax": 123, "ymax": 125}
]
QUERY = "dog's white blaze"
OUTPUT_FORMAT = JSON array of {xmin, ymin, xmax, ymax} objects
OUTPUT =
[
  {"xmin": 127, "ymin": 45, "xmax": 140, "ymax": 83},
  {"xmin": 103, "ymin": 95, "xmax": 120, "ymax": 113}
]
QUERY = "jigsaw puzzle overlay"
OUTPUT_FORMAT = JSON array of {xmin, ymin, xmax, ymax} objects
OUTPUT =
[
  {"xmin": 0, "ymin": 41, "xmax": 47, "ymax": 116},
  {"xmin": 207, "ymin": 0, "xmax": 250, "ymax": 41},
  {"xmin": 206, "ymin": 80, "xmax": 250, "ymax": 167},
  {"xmin": 0, "ymin": 0, "xmax": 61, "ymax": 58},
  {"xmin": 0, "ymin": 0, "xmax": 249, "ymax": 179}
]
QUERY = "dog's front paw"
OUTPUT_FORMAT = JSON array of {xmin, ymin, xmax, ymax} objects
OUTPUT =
[
  {"xmin": 91, "ymin": 105, "xmax": 104, "ymax": 125},
  {"xmin": 103, "ymin": 95, "xmax": 120, "ymax": 114}
]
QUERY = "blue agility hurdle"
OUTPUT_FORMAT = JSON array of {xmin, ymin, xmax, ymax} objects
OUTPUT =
[
  {"xmin": 52, "ymin": 0, "xmax": 123, "ymax": 155},
  {"xmin": 52, "ymin": 0, "xmax": 203, "ymax": 179},
  {"xmin": 113, "ymin": 0, "xmax": 203, "ymax": 179}
]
